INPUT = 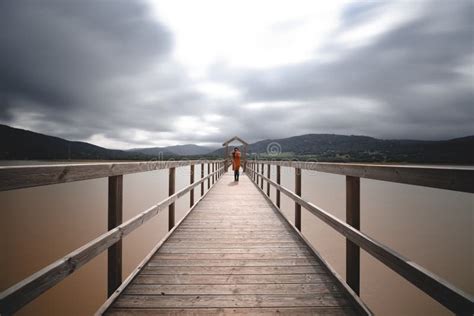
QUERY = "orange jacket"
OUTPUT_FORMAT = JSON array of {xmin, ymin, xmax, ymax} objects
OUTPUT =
[{"xmin": 232, "ymin": 151, "xmax": 241, "ymax": 170}]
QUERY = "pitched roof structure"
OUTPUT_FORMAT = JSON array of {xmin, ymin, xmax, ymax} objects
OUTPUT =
[{"xmin": 222, "ymin": 136, "xmax": 248, "ymax": 146}]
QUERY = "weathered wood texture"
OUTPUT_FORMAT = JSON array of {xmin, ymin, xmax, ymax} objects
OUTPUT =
[
  {"xmin": 189, "ymin": 165, "xmax": 194, "ymax": 207},
  {"xmin": 249, "ymin": 166, "xmax": 474, "ymax": 315},
  {"xmin": 168, "ymin": 167, "xmax": 175, "ymax": 231},
  {"xmin": 0, "ymin": 160, "xmax": 225, "ymax": 192},
  {"xmin": 295, "ymin": 167, "xmax": 302, "ymax": 231},
  {"xmin": 101, "ymin": 172, "xmax": 367, "ymax": 315},
  {"xmin": 251, "ymin": 160, "xmax": 474, "ymax": 193},
  {"xmin": 108, "ymin": 175, "xmax": 123, "ymax": 297},
  {"xmin": 346, "ymin": 176, "xmax": 360, "ymax": 295},
  {"xmin": 276, "ymin": 165, "xmax": 281, "ymax": 207}
]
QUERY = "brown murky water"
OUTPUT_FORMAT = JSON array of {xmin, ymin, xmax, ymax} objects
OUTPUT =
[{"xmin": 1, "ymin": 163, "xmax": 472, "ymax": 315}]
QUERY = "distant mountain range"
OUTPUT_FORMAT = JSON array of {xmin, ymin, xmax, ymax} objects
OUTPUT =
[
  {"xmin": 212, "ymin": 134, "xmax": 474, "ymax": 164},
  {"xmin": 0, "ymin": 124, "xmax": 150, "ymax": 160},
  {"xmin": 129, "ymin": 144, "xmax": 217, "ymax": 157},
  {"xmin": 0, "ymin": 124, "xmax": 472, "ymax": 164}
]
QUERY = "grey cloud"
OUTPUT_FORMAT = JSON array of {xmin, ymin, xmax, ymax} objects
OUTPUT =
[
  {"xmin": 0, "ymin": 0, "xmax": 473, "ymax": 148},
  {"xmin": 0, "ymin": 0, "xmax": 198, "ymax": 141},
  {"xmin": 211, "ymin": 0, "xmax": 474, "ymax": 140}
]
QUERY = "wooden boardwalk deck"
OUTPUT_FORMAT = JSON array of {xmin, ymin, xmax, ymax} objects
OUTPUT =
[{"xmin": 99, "ymin": 171, "xmax": 367, "ymax": 315}]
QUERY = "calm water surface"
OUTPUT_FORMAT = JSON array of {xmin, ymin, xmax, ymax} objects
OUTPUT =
[{"xmin": 1, "ymin": 162, "xmax": 472, "ymax": 315}]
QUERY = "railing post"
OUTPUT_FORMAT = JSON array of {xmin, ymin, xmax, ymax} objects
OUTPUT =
[
  {"xmin": 295, "ymin": 168, "xmax": 301, "ymax": 231},
  {"xmin": 201, "ymin": 163, "xmax": 204, "ymax": 196},
  {"xmin": 266, "ymin": 163, "xmax": 270, "ymax": 196},
  {"xmin": 260, "ymin": 163, "xmax": 264, "ymax": 190},
  {"xmin": 256, "ymin": 163, "xmax": 259, "ymax": 183},
  {"xmin": 107, "ymin": 175, "xmax": 123, "ymax": 297},
  {"xmin": 346, "ymin": 176, "xmax": 360, "ymax": 294},
  {"xmin": 276, "ymin": 165, "xmax": 281, "ymax": 207},
  {"xmin": 212, "ymin": 162, "xmax": 215, "ymax": 184},
  {"xmin": 168, "ymin": 167, "xmax": 175, "ymax": 231},
  {"xmin": 207, "ymin": 162, "xmax": 211, "ymax": 189},
  {"xmin": 190, "ymin": 164, "xmax": 194, "ymax": 207}
]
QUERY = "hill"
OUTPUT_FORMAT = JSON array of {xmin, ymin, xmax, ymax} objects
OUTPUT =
[
  {"xmin": 210, "ymin": 134, "xmax": 474, "ymax": 164},
  {"xmin": 129, "ymin": 144, "xmax": 216, "ymax": 156},
  {"xmin": 0, "ymin": 124, "xmax": 472, "ymax": 164},
  {"xmin": 0, "ymin": 124, "xmax": 150, "ymax": 160}
]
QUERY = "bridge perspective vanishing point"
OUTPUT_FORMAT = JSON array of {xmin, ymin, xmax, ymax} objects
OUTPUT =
[{"xmin": 0, "ymin": 137, "xmax": 473, "ymax": 315}]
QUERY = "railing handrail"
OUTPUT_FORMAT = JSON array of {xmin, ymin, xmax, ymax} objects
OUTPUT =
[
  {"xmin": 251, "ymin": 160, "xmax": 474, "ymax": 193},
  {"xmin": 247, "ymin": 162, "xmax": 474, "ymax": 315},
  {"xmin": 0, "ymin": 162, "xmax": 225, "ymax": 315},
  {"xmin": 0, "ymin": 159, "xmax": 226, "ymax": 192}
]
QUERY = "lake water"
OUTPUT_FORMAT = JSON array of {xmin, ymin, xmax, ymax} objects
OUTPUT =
[{"xmin": 0, "ymin": 162, "xmax": 472, "ymax": 315}]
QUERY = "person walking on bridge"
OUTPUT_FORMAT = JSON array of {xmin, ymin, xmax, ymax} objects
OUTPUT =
[{"xmin": 232, "ymin": 147, "xmax": 241, "ymax": 181}]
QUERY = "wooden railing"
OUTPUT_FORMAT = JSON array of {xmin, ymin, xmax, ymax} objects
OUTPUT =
[
  {"xmin": 247, "ymin": 160, "xmax": 473, "ymax": 315},
  {"xmin": 0, "ymin": 160, "xmax": 226, "ymax": 315}
]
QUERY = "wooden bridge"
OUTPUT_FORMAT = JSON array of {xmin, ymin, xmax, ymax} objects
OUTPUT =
[{"xmin": 0, "ymin": 159, "xmax": 473, "ymax": 315}]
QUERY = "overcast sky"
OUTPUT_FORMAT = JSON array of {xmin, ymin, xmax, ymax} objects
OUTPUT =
[{"xmin": 1, "ymin": 0, "xmax": 473, "ymax": 149}]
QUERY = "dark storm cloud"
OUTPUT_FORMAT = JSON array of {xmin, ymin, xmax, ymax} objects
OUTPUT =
[
  {"xmin": 0, "ymin": 0, "xmax": 205, "ymax": 142},
  {"xmin": 211, "ymin": 0, "xmax": 474, "ymax": 140}
]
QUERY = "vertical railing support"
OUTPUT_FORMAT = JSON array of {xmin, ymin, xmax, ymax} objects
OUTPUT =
[
  {"xmin": 190, "ymin": 164, "xmax": 195, "ymax": 207},
  {"xmin": 207, "ymin": 162, "xmax": 211, "ymax": 189},
  {"xmin": 168, "ymin": 167, "xmax": 175, "ymax": 231},
  {"xmin": 266, "ymin": 163, "xmax": 271, "ymax": 196},
  {"xmin": 260, "ymin": 163, "xmax": 264, "ymax": 190},
  {"xmin": 346, "ymin": 176, "xmax": 361, "ymax": 294},
  {"xmin": 212, "ymin": 162, "xmax": 215, "ymax": 184},
  {"xmin": 276, "ymin": 165, "xmax": 281, "ymax": 208},
  {"xmin": 295, "ymin": 168, "xmax": 301, "ymax": 231},
  {"xmin": 108, "ymin": 175, "xmax": 123, "ymax": 297},
  {"xmin": 255, "ymin": 163, "xmax": 260, "ymax": 183},
  {"xmin": 201, "ymin": 163, "xmax": 204, "ymax": 196}
]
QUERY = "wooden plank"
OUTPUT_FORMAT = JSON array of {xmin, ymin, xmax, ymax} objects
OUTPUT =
[
  {"xmin": 170, "ymin": 232, "xmax": 298, "ymax": 237},
  {"xmin": 133, "ymin": 274, "xmax": 336, "ymax": 285},
  {"xmin": 248, "ymin": 165, "xmax": 474, "ymax": 315},
  {"xmin": 176, "ymin": 227, "xmax": 288, "ymax": 231},
  {"xmin": 108, "ymin": 175, "xmax": 123, "ymax": 297},
  {"xmin": 346, "ymin": 176, "xmax": 360, "ymax": 295},
  {"xmin": 147, "ymin": 258, "xmax": 321, "ymax": 267},
  {"xmin": 112, "ymin": 293, "xmax": 351, "ymax": 309},
  {"xmin": 106, "ymin": 307, "xmax": 357, "ymax": 315},
  {"xmin": 123, "ymin": 283, "xmax": 341, "ymax": 295},
  {"xmin": 161, "ymin": 242, "xmax": 306, "ymax": 248},
  {"xmin": 0, "ymin": 160, "xmax": 225, "ymax": 192},
  {"xmin": 156, "ymin": 247, "xmax": 311, "ymax": 254},
  {"xmin": 140, "ymin": 266, "xmax": 322, "ymax": 275},
  {"xmin": 151, "ymin": 253, "xmax": 314, "ymax": 260},
  {"xmin": 167, "ymin": 237, "xmax": 302, "ymax": 243},
  {"xmin": 169, "ymin": 234, "xmax": 298, "ymax": 239}
]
